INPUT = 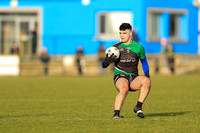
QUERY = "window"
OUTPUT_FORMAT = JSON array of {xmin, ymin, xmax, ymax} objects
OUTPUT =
[
  {"xmin": 0, "ymin": 9, "xmax": 41, "ymax": 55},
  {"xmin": 147, "ymin": 8, "xmax": 188, "ymax": 43},
  {"xmin": 149, "ymin": 13, "xmax": 161, "ymax": 39},
  {"xmin": 97, "ymin": 12, "xmax": 132, "ymax": 40},
  {"xmin": 170, "ymin": 14, "xmax": 182, "ymax": 40}
]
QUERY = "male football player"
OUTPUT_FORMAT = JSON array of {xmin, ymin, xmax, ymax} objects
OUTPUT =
[{"xmin": 102, "ymin": 23, "xmax": 151, "ymax": 119}]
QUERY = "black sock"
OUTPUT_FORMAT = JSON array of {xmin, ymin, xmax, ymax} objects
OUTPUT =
[
  {"xmin": 114, "ymin": 110, "xmax": 120, "ymax": 116},
  {"xmin": 136, "ymin": 101, "xmax": 143, "ymax": 108}
]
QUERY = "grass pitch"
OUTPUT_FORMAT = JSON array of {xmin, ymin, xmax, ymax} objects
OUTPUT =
[{"xmin": 0, "ymin": 74, "xmax": 200, "ymax": 133}]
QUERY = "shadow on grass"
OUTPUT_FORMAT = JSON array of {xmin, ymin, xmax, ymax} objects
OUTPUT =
[{"xmin": 145, "ymin": 111, "xmax": 189, "ymax": 117}]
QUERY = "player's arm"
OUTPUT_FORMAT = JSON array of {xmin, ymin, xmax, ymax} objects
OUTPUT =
[
  {"xmin": 140, "ymin": 56, "xmax": 150, "ymax": 78},
  {"xmin": 102, "ymin": 53, "xmax": 116, "ymax": 68}
]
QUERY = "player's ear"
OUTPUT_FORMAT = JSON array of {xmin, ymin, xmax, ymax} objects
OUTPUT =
[{"xmin": 130, "ymin": 30, "xmax": 132, "ymax": 37}]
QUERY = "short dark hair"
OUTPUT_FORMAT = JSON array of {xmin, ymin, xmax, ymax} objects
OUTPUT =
[{"xmin": 119, "ymin": 23, "xmax": 132, "ymax": 31}]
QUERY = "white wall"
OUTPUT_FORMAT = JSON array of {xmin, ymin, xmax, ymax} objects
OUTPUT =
[{"xmin": 0, "ymin": 55, "xmax": 19, "ymax": 76}]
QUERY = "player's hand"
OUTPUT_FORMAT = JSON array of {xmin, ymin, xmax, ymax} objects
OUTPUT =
[
  {"xmin": 145, "ymin": 71, "xmax": 150, "ymax": 78},
  {"xmin": 103, "ymin": 53, "xmax": 117, "ymax": 66},
  {"xmin": 105, "ymin": 53, "xmax": 117, "ymax": 63}
]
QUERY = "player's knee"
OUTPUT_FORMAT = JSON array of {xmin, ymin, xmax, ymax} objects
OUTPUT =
[
  {"xmin": 142, "ymin": 77, "xmax": 151, "ymax": 88},
  {"xmin": 146, "ymin": 78, "xmax": 151, "ymax": 85},
  {"xmin": 119, "ymin": 87, "xmax": 129, "ymax": 96}
]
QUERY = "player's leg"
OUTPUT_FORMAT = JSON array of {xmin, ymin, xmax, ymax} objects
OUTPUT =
[
  {"xmin": 130, "ymin": 76, "xmax": 151, "ymax": 118},
  {"xmin": 113, "ymin": 78, "xmax": 129, "ymax": 118},
  {"xmin": 130, "ymin": 76, "xmax": 151, "ymax": 102}
]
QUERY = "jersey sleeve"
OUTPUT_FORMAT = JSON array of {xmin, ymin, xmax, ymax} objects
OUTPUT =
[
  {"xmin": 139, "ymin": 45, "xmax": 150, "ymax": 77},
  {"xmin": 140, "ymin": 57, "xmax": 149, "ymax": 73},
  {"xmin": 139, "ymin": 45, "xmax": 146, "ymax": 59}
]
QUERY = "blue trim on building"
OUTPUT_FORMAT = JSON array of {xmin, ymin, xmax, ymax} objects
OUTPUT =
[
  {"xmin": 160, "ymin": 13, "xmax": 170, "ymax": 39},
  {"xmin": 181, "ymin": 14, "xmax": 188, "ymax": 41}
]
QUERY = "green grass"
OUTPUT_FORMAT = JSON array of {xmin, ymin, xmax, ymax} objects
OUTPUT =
[{"xmin": 0, "ymin": 74, "xmax": 200, "ymax": 133}]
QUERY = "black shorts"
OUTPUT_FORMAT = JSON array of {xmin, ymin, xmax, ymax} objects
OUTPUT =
[{"xmin": 114, "ymin": 74, "xmax": 138, "ymax": 91}]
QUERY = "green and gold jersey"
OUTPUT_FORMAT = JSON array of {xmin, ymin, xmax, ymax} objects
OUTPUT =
[{"xmin": 113, "ymin": 41, "xmax": 146, "ymax": 76}]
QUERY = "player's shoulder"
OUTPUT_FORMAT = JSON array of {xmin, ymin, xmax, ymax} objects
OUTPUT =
[
  {"xmin": 132, "ymin": 41, "xmax": 142, "ymax": 46},
  {"xmin": 132, "ymin": 41, "xmax": 144, "ymax": 49}
]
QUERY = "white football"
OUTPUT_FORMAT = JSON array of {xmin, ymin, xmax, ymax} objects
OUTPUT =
[{"xmin": 105, "ymin": 46, "xmax": 120, "ymax": 58}]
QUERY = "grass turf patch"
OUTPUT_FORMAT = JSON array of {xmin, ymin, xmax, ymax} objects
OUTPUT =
[{"xmin": 0, "ymin": 75, "xmax": 200, "ymax": 133}]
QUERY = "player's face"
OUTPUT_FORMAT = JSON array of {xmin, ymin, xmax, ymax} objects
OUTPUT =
[{"xmin": 119, "ymin": 29, "xmax": 132, "ymax": 44}]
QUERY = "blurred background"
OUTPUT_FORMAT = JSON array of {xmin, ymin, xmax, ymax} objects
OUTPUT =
[{"xmin": 0, "ymin": 0, "xmax": 199, "ymax": 76}]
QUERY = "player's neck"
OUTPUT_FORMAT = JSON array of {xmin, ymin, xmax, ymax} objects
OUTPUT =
[{"xmin": 123, "ymin": 40, "xmax": 132, "ymax": 45}]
